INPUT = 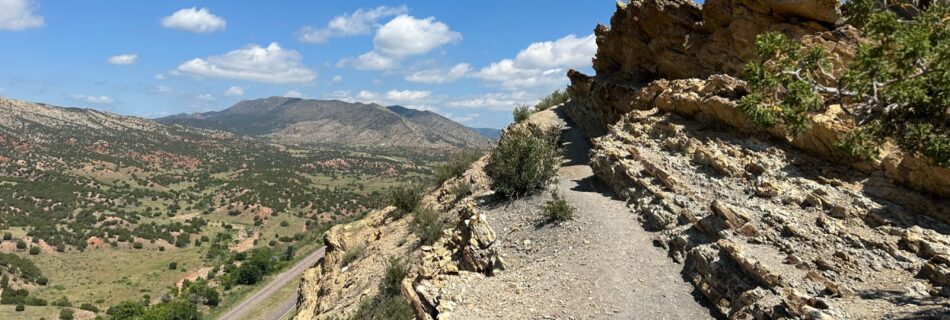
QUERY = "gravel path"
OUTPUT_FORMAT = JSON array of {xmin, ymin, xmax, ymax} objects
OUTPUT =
[{"xmin": 441, "ymin": 111, "xmax": 715, "ymax": 319}]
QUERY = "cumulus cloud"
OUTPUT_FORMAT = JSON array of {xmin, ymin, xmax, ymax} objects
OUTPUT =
[
  {"xmin": 223, "ymin": 86, "xmax": 244, "ymax": 96},
  {"xmin": 196, "ymin": 94, "xmax": 216, "ymax": 101},
  {"xmin": 343, "ymin": 15, "xmax": 461, "ymax": 70},
  {"xmin": 447, "ymin": 91, "xmax": 537, "ymax": 111},
  {"xmin": 162, "ymin": 7, "xmax": 226, "ymax": 34},
  {"xmin": 406, "ymin": 63, "xmax": 471, "ymax": 84},
  {"xmin": 296, "ymin": 5, "xmax": 407, "ymax": 43},
  {"xmin": 284, "ymin": 90, "xmax": 310, "ymax": 99},
  {"xmin": 473, "ymin": 34, "xmax": 595, "ymax": 90},
  {"xmin": 72, "ymin": 94, "xmax": 115, "ymax": 104},
  {"xmin": 176, "ymin": 43, "xmax": 316, "ymax": 84},
  {"xmin": 153, "ymin": 85, "xmax": 174, "ymax": 95},
  {"xmin": 328, "ymin": 89, "xmax": 432, "ymax": 107},
  {"xmin": 385, "ymin": 89, "xmax": 431, "ymax": 102},
  {"xmin": 513, "ymin": 34, "xmax": 596, "ymax": 69},
  {"xmin": 331, "ymin": 75, "xmax": 343, "ymax": 83},
  {"xmin": 0, "ymin": 0, "xmax": 44, "ymax": 31},
  {"xmin": 108, "ymin": 54, "xmax": 138, "ymax": 65}
]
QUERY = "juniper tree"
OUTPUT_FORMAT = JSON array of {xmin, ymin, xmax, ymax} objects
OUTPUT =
[{"xmin": 740, "ymin": 0, "xmax": 950, "ymax": 166}]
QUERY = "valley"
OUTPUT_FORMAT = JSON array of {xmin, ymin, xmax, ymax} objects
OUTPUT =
[{"xmin": 0, "ymin": 98, "xmax": 474, "ymax": 318}]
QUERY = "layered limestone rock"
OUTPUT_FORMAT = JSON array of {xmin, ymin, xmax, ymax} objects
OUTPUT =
[
  {"xmin": 589, "ymin": 109, "xmax": 950, "ymax": 318},
  {"xmin": 295, "ymin": 208, "xmax": 418, "ymax": 320},
  {"xmin": 569, "ymin": 0, "xmax": 949, "ymax": 197},
  {"xmin": 565, "ymin": 0, "xmax": 950, "ymax": 318}
]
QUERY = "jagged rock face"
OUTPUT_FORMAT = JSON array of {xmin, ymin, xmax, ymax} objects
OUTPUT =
[
  {"xmin": 589, "ymin": 109, "xmax": 950, "ymax": 318},
  {"xmin": 295, "ymin": 208, "xmax": 417, "ymax": 320},
  {"xmin": 592, "ymin": 0, "xmax": 840, "ymax": 82}
]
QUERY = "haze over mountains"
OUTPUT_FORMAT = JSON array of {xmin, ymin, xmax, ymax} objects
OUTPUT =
[{"xmin": 159, "ymin": 97, "xmax": 496, "ymax": 150}]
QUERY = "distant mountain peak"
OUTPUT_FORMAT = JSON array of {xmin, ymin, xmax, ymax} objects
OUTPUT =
[{"xmin": 159, "ymin": 98, "xmax": 493, "ymax": 150}]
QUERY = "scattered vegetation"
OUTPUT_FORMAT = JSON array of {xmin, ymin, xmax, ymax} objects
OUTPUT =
[
  {"xmin": 389, "ymin": 185, "xmax": 423, "ymax": 219},
  {"xmin": 448, "ymin": 180, "xmax": 473, "ymax": 199},
  {"xmin": 433, "ymin": 151, "xmax": 482, "ymax": 184},
  {"xmin": 350, "ymin": 258, "xmax": 414, "ymax": 320},
  {"xmin": 413, "ymin": 206, "xmax": 449, "ymax": 246},
  {"xmin": 485, "ymin": 125, "xmax": 561, "ymax": 198},
  {"xmin": 542, "ymin": 192, "xmax": 574, "ymax": 223},
  {"xmin": 740, "ymin": 0, "xmax": 950, "ymax": 166},
  {"xmin": 534, "ymin": 89, "xmax": 571, "ymax": 112},
  {"xmin": 341, "ymin": 243, "xmax": 367, "ymax": 266},
  {"xmin": 512, "ymin": 105, "xmax": 532, "ymax": 123}
]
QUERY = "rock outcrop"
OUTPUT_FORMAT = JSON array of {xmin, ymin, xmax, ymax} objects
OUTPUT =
[
  {"xmin": 295, "ymin": 208, "xmax": 418, "ymax": 320},
  {"xmin": 565, "ymin": 0, "xmax": 950, "ymax": 318}
]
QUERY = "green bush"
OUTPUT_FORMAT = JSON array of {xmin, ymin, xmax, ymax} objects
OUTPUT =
[
  {"xmin": 512, "ymin": 105, "xmax": 532, "ymax": 123},
  {"xmin": 340, "ymin": 244, "xmax": 366, "ymax": 266},
  {"xmin": 485, "ymin": 125, "xmax": 560, "ymax": 198},
  {"xmin": 2, "ymin": 233, "xmax": 11, "ymax": 241},
  {"xmin": 15, "ymin": 304, "xmax": 24, "ymax": 311},
  {"xmin": 59, "ymin": 308, "xmax": 74, "ymax": 320},
  {"xmin": 79, "ymin": 303, "xmax": 99, "ymax": 313},
  {"xmin": 168, "ymin": 262, "xmax": 177, "ymax": 270},
  {"xmin": 388, "ymin": 185, "xmax": 422, "ymax": 219},
  {"xmin": 413, "ymin": 207, "xmax": 449, "ymax": 246},
  {"xmin": 448, "ymin": 180, "xmax": 473, "ymax": 199},
  {"xmin": 350, "ymin": 258, "xmax": 414, "ymax": 320},
  {"xmin": 534, "ymin": 89, "xmax": 570, "ymax": 111},
  {"xmin": 542, "ymin": 192, "xmax": 574, "ymax": 223},
  {"xmin": 433, "ymin": 151, "xmax": 482, "ymax": 184},
  {"xmin": 28, "ymin": 246, "xmax": 40, "ymax": 255},
  {"xmin": 741, "ymin": 1, "xmax": 950, "ymax": 166}
]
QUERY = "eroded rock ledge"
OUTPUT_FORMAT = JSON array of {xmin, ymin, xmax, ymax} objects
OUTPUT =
[{"xmin": 566, "ymin": 0, "xmax": 950, "ymax": 318}]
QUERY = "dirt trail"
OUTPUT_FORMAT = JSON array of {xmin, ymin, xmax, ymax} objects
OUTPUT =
[{"xmin": 440, "ymin": 111, "xmax": 715, "ymax": 319}]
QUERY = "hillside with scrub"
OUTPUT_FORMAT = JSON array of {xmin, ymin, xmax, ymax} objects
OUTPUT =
[{"xmin": 293, "ymin": 0, "xmax": 950, "ymax": 319}]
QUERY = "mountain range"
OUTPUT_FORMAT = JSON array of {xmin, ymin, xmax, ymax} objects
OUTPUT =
[{"xmin": 159, "ymin": 97, "xmax": 495, "ymax": 150}]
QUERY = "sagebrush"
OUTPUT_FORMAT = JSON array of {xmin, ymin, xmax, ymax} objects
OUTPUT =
[{"xmin": 485, "ymin": 125, "xmax": 560, "ymax": 198}]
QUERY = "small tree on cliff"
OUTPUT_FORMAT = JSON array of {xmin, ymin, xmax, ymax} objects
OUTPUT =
[{"xmin": 740, "ymin": 0, "xmax": 950, "ymax": 166}]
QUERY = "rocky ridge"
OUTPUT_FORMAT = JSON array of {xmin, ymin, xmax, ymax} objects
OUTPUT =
[{"xmin": 567, "ymin": 0, "xmax": 950, "ymax": 318}]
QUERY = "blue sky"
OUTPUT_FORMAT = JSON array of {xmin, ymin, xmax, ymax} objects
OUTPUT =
[{"xmin": 0, "ymin": 1, "xmax": 613, "ymax": 128}]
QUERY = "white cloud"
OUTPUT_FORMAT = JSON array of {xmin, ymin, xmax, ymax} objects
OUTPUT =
[
  {"xmin": 385, "ymin": 90, "xmax": 430, "ymax": 102},
  {"xmin": 330, "ymin": 89, "xmax": 431, "ymax": 106},
  {"xmin": 72, "ymin": 94, "xmax": 115, "ymax": 104},
  {"xmin": 331, "ymin": 75, "xmax": 343, "ymax": 83},
  {"xmin": 450, "ymin": 113, "xmax": 479, "ymax": 123},
  {"xmin": 108, "ymin": 54, "xmax": 138, "ymax": 65},
  {"xmin": 153, "ymin": 85, "xmax": 173, "ymax": 95},
  {"xmin": 406, "ymin": 63, "xmax": 470, "ymax": 84},
  {"xmin": 514, "ymin": 34, "xmax": 596, "ymax": 69},
  {"xmin": 223, "ymin": 86, "xmax": 245, "ymax": 96},
  {"xmin": 154, "ymin": 73, "xmax": 167, "ymax": 80},
  {"xmin": 343, "ymin": 15, "xmax": 461, "ymax": 70},
  {"xmin": 474, "ymin": 34, "xmax": 595, "ymax": 90},
  {"xmin": 0, "ymin": 0, "xmax": 44, "ymax": 31},
  {"xmin": 296, "ymin": 5, "xmax": 407, "ymax": 43},
  {"xmin": 447, "ymin": 91, "xmax": 536, "ymax": 111},
  {"xmin": 284, "ymin": 90, "xmax": 310, "ymax": 99},
  {"xmin": 197, "ymin": 94, "xmax": 216, "ymax": 101},
  {"xmin": 176, "ymin": 43, "xmax": 316, "ymax": 84},
  {"xmin": 162, "ymin": 7, "xmax": 226, "ymax": 34}
]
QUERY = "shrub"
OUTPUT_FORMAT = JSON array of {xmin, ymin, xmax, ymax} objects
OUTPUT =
[
  {"xmin": 741, "ymin": 1, "xmax": 950, "ymax": 166},
  {"xmin": 28, "ymin": 246, "xmax": 40, "ymax": 255},
  {"xmin": 36, "ymin": 277, "xmax": 48, "ymax": 286},
  {"xmin": 168, "ymin": 262, "xmax": 177, "ymax": 270},
  {"xmin": 15, "ymin": 239, "xmax": 26, "ymax": 250},
  {"xmin": 79, "ymin": 303, "xmax": 99, "ymax": 313},
  {"xmin": 15, "ymin": 304, "xmax": 24, "ymax": 311},
  {"xmin": 59, "ymin": 308, "xmax": 74, "ymax": 320},
  {"xmin": 133, "ymin": 242, "xmax": 143, "ymax": 249},
  {"xmin": 485, "ymin": 125, "xmax": 560, "ymax": 198},
  {"xmin": 350, "ymin": 258, "xmax": 414, "ymax": 320},
  {"xmin": 534, "ymin": 89, "xmax": 570, "ymax": 111},
  {"xmin": 542, "ymin": 192, "xmax": 574, "ymax": 223},
  {"xmin": 52, "ymin": 296, "xmax": 71, "ymax": 307},
  {"xmin": 107, "ymin": 301, "xmax": 146, "ymax": 319},
  {"xmin": 413, "ymin": 207, "xmax": 449, "ymax": 246},
  {"xmin": 512, "ymin": 105, "xmax": 532, "ymax": 123},
  {"xmin": 2, "ymin": 232, "xmax": 11, "ymax": 240},
  {"xmin": 389, "ymin": 185, "xmax": 422, "ymax": 219},
  {"xmin": 448, "ymin": 180, "xmax": 473, "ymax": 199},
  {"xmin": 433, "ymin": 151, "xmax": 482, "ymax": 184},
  {"xmin": 340, "ymin": 244, "xmax": 366, "ymax": 266}
]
